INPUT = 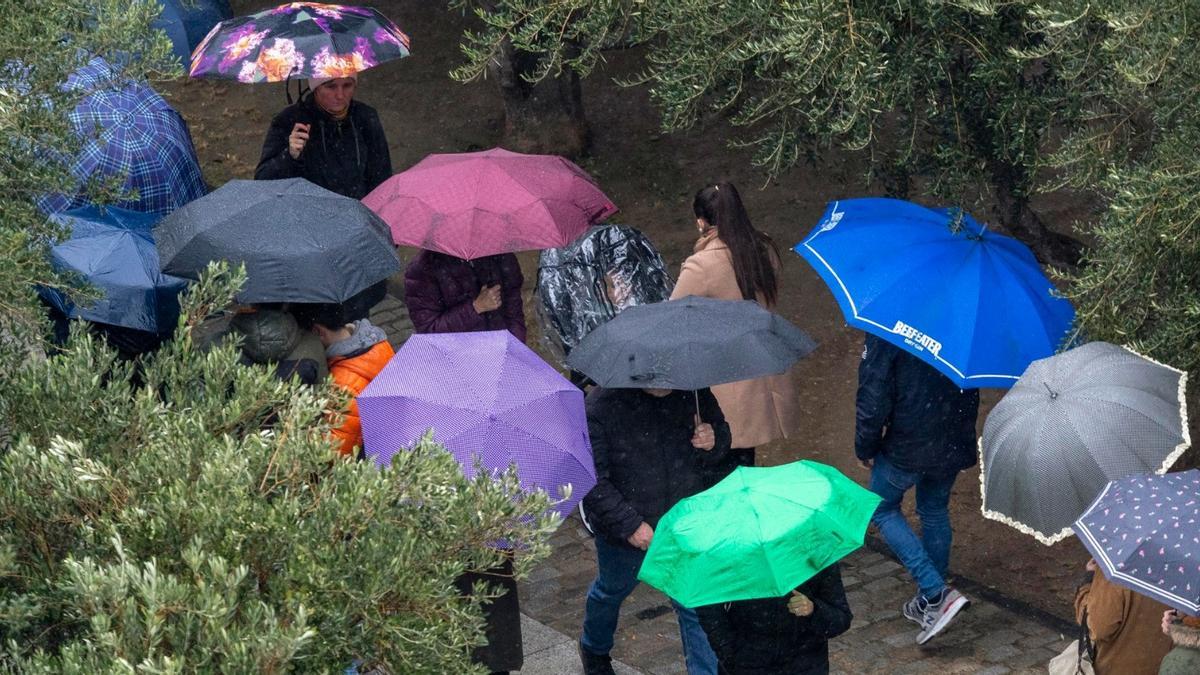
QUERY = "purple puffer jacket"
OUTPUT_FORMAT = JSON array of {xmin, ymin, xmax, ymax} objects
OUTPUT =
[{"xmin": 403, "ymin": 250, "xmax": 527, "ymax": 343}]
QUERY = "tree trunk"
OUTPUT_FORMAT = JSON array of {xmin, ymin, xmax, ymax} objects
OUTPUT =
[
  {"xmin": 489, "ymin": 39, "xmax": 590, "ymax": 158},
  {"xmin": 989, "ymin": 164, "xmax": 1084, "ymax": 268}
]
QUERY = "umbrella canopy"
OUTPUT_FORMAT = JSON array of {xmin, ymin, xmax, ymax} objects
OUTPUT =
[
  {"xmin": 536, "ymin": 223, "xmax": 674, "ymax": 364},
  {"xmin": 565, "ymin": 295, "xmax": 816, "ymax": 390},
  {"xmin": 1074, "ymin": 471, "xmax": 1200, "ymax": 616},
  {"xmin": 189, "ymin": 2, "xmax": 410, "ymax": 83},
  {"xmin": 637, "ymin": 461, "xmax": 880, "ymax": 608},
  {"xmin": 358, "ymin": 330, "xmax": 595, "ymax": 522},
  {"xmin": 980, "ymin": 342, "xmax": 1190, "ymax": 545},
  {"xmin": 795, "ymin": 198, "xmax": 1075, "ymax": 389},
  {"xmin": 153, "ymin": 0, "xmax": 233, "ymax": 66},
  {"xmin": 37, "ymin": 57, "xmax": 207, "ymax": 216},
  {"xmin": 40, "ymin": 206, "xmax": 186, "ymax": 333},
  {"xmin": 153, "ymin": 178, "xmax": 400, "ymax": 304},
  {"xmin": 363, "ymin": 148, "xmax": 618, "ymax": 260}
]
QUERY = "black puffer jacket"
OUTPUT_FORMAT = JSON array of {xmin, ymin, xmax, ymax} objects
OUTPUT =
[
  {"xmin": 854, "ymin": 333, "xmax": 979, "ymax": 474},
  {"xmin": 697, "ymin": 564, "xmax": 852, "ymax": 675},
  {"xmin": 254, "ymin": 96, "xmax": 392, "ymax": 200},
  {"xmin": 582, "ymin": 387, "xmax": 731, "ymax": 546}
]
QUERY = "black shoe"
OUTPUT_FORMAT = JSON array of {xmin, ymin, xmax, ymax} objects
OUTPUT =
[{"xmin": 578, "ymin": 643, "xmax": 615, "ymax": 675}]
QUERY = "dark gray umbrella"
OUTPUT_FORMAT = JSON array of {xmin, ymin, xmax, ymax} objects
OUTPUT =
[
  {"xmin": 980, "ymin": 341, "xmax": 1190, "ymax": 545},
  {"xmin": 565, "ymin": 295, "xmax": 817, "ymax": 391},
  {"xmin": 154, "ymin": 178, "xmax": 400, "ymax": 304}
]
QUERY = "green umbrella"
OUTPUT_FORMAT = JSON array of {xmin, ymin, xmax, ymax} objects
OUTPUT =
[{"xmin": 637, "ymin": 460, "xmax": 880, "ymax": 608}]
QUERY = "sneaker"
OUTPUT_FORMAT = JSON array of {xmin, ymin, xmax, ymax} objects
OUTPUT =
[
  {"xmin": 915, "ymin": 588, "xmax": 969, "ymax": 645},
  {"xmin": 578, "ymin": 643, "xmax": 615, "ymax": 675},
  {"xmin": 901, "ymin": 593, "xmax": 924, "ymax": 626}
]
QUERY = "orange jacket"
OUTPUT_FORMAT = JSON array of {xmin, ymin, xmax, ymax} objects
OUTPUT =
[{"xmin": 329, "ymin": 340, "xmax": 394, "ymax": 456}]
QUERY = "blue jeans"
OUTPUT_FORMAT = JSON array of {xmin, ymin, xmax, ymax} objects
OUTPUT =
[
  {"xmin": 581, "ymin": 536, "xmax": 717, "ymax": 675},
  {"xmin": 869, "ymin": 455, "xmax": 958, "ymax": 601}
]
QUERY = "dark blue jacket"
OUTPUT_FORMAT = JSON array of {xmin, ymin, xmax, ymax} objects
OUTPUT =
[{"xmin": 854, "ymin": 334, "xmax": 979, "ymax": 475}]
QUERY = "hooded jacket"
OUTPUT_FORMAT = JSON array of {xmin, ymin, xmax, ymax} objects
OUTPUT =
[
  {"xmin": 404, "ymin": 250, "xmax": 526, "ymax": 343},
  {"xmin": 326, "ymin": 319, "xmax": 393, "ymax": 456},
  {"xmin": 581, "ymin": 387, "xmax": 731, "ymax": 546},
  {"xmin": 254, "ymin": 96, "xmax": 392, "ymax": 200},
  {"xmin": 1160, "ymin": 617, "xmax": 1200, "ymax": 675},
  {"xmin": 697, "ymin": 564, "xmax": 852, "ymax": 675},
  {"xmin": 231, "ymin": 308, "xmax": 327, "ymax": 385},
  {"xmin": 854, "ymin": 333, "xmax": 979, "ymax": 474}
]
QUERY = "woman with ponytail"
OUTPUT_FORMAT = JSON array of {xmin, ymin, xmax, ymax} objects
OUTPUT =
[{"xmin": 671, "ymin": 182, "xmax": 801, "ymax": 478}]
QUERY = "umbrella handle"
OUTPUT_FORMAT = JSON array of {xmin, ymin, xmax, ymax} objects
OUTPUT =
[{"xmin": 694, "ymin": 390, "xmax": 700, "ymax": 422}]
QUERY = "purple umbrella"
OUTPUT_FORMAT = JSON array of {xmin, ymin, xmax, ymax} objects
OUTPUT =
[{"xmin": 358, "ymin": 330, "xmax": 595, "ymax": 521}]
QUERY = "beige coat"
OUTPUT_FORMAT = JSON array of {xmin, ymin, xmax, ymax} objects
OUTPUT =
[{"xmin": 670, "ymin": 231, "xmax": 801, "ymax": 449}]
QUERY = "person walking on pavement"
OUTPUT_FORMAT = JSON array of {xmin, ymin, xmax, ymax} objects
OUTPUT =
[
  {"xmin": 403, "ymin": 250, "xmax": 527, "ymax": 343},
  {"xmin": 696, "ymin": 563, "xmax": 852, "ymax": 675},
  {"xmin": 579, "ymin": 386, "xmax": 731, "ymax": 675},
  {"xmin": 254, "ymin": 74, "xmax": 393, "ymax": 320},
  {"xmin": 1073, "ymin": 558, "xmax": 1173, "ymax": 674},
  {"xmin": 1159, "ymin": 609, "xmax": 1200, "ymax": 675},
  {"xmin": 855, "ymin": 333, "xmax": 977, "ymax": 644},
  {"xmin": 670, "ymin": 182, "xmax": 800, "ymax": 478}
]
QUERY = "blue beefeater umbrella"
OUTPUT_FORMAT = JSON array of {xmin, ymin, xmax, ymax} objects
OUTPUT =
[
  {"xmin": 37, "ymin": 57, "xmax": 207, "ymax": 216},
  {"xmin": 1074, "ymin": 471, "xmax": 1200, "ymax": 616},
  {"xmin": 40, "ymin": 205, "xmax": 186, "ymax": 334},
  {"xmin": 795, "ymin": 198, "xmax": 1075, "ymax": 388}
]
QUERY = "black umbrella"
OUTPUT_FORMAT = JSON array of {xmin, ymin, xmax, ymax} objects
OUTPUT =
[
  {"xmin": 154, "ymin": 178, "xmax": 400, "ymax": 304},
  {"xmin": 565, "ymin": 295, "xmax": 817, "ymax": 391}
]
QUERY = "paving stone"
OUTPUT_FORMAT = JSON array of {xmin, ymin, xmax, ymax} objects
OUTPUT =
[
  {"xmin": 862, "ymin": 575, "xmax": 903, "ymax": 593},
  {"xmin": 1006, "ymin": 646, "xmax": 1058, "ymax": 670},
  {"xmin": 974, "ymin": 627, "xmax": 1025, "ymax": 648},
  {"xmin": 862, "ymin": 560, "xmax": 902, "ymax": 577},
  {"xmin": 982, "ymin": 644, "xmax": 1022, "ymax": 662},
  {"xmin": 973, "ymin": 666, "xmax": 1012, "ymax": 675}
]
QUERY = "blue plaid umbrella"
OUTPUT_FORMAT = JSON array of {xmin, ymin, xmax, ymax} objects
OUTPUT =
[
  {"xmin": 795, "ymin": 198, "xmax": 1075, "ymax": 388},
  {"xmin": 40, "ymin": 205, "xmax": 186, "ymax": 333},
  {"xmin": 37, "ymin": 57, "xmax": 207, "ymax": 216},
  {"xmin": 1074, "ymin": 471, "xmax": 1200, "ymax": 616}
]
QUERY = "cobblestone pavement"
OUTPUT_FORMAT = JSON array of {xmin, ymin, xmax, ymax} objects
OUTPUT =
[{"xmin": 519, "ymin": 517, "xmax": 1073, "ymax": 675}]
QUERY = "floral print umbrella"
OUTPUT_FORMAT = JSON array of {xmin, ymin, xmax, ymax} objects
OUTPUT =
[{"xmin": 188, "ymin": 2, "xmax": 410, "ymax": 83}]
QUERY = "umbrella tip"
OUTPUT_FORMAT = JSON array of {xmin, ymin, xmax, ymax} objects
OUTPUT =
[{"xmin": 1043, "ymin": 381, "xmax": 1058, "ymax": 400}]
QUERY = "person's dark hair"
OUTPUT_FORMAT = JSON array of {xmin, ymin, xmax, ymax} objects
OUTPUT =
[
  {"xmin": 292, "ymin": 303, "xmax": 346, "ymax": 330},
  {"xmin": 692, "ymin": 182, "xmax": 780, "ymax": 306}
]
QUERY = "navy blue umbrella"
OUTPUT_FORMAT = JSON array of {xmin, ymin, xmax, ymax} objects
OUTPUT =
[
  {"xmin": 41, "ymin": 206, "xmax": 186, "ymax": 333},
  {"xmin": 36, "ymin": 57, "xmax": 207, "ymax": 216},
  {"xmin": 153, "ymin": 0, "xmax": 233, "ymax": 66},
  {"xmin": 1074, "ymin": 471, "xmax": 1200, "ymax": 616}
]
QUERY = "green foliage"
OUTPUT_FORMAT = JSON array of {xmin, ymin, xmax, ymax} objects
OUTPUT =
[
  {"xmin": 454, "ymin": 0, "xmax": 1199, "ymax": 374},
  {"xmin": 1, "ymin": 269, "xmax": 559, "ymax": 672},
  {"xmin": 1025, "ymin": 1, "xmax": 1200, "ymax": 372},
  {"xmin": 1, "ymin": 1, "xmax": 560, "ymax": 670}
]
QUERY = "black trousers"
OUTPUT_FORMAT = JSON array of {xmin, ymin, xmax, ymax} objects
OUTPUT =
[{"xmin": 454, "ymin": 557, "xmax": 523, "ymax": 672}]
